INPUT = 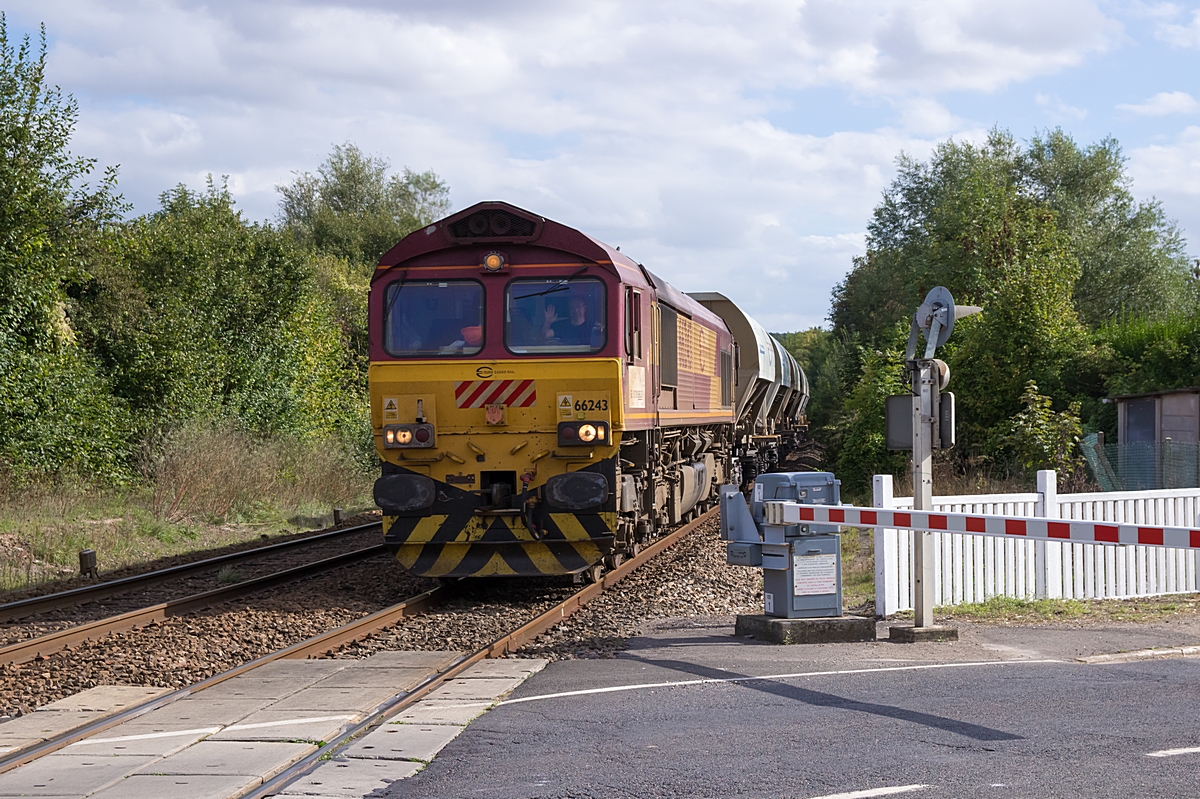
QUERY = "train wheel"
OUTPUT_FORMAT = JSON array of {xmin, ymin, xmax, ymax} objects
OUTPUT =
[
  {"xmin": 583, "ymin": 563, "xmax": 604, "ymax": 584},
  {"xmin": 606, "ymin": 552, "xmax": 625, "ymax": 570}
]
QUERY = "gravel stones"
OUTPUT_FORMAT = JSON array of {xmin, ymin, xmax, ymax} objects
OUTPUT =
[{"xmin": 518, "ymin": 516, "xmax": 763, "ymax": 660}]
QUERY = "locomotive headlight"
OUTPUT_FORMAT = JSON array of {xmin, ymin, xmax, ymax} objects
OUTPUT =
[
  {"xmin": 385, "ymin": 429, "xmax": 395, "ymax": 444},
  {"xmin": 578, "ymin": 424, "xmax": 597, "ymax": 442},
  {"xmin": 396, "ymin": 429, "xmax": 414, "ymax": 445},
  {"xmin": 482, "ymin": 252, "xmax": 507, "ymax": 271}
]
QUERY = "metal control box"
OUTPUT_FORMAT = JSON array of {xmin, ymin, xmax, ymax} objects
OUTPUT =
[{"xmin": 722, "ymin": 472, "xmax": 844, "ymax": 619}]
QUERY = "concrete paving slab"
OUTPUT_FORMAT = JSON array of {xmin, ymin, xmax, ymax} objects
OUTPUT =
[
  {"xmin": 148, "ymin": 739, "xmax": 316, "ymax": 779},
  {"xmin": 194, "ymin": 660, "xmax": 353, "ymax": 702},
  {"xmin": 207, "ymin": 710, "xmax": 357, "ymax": 743},
  {"xmin": 87, "ymin": 774, "xmax": 258, "ymax": 799},
  {"xmin": 278, "ymin": 758, "xmax": 419, "ymax": 798},
  {"xmin": 425, "ymin": 677, "xmax": 525, "ymax": 701},
  {"xmin": 134, "ymin": 697, "xmax": 270, "ymax": 727},
  {"xmin": 34, "ymin": 685, "xmax": 172, "ymax": 713},
  {"xmin": 63, "ymin": 723, "xmax": 214, "ymax": 757},
  {"xmin": 308, "ymin": 667, "xmax": 432, "ymax": 692},
  {"xmin": 355, "ymin": 651, "xmax": 462, "ymax": 671},
  {"xmin": 390, "ymin": 700, "xmax": 491, "ymax": 726},
  {"xmin": 0, "ymin": 711, "xmax": 97, "ymax": 744},
  {"xmin": 268, "ymin": 685, "xmax": 402, "ymax": 714},
  {"xmin": 457, "ymin": 658, "xmax": 548, "ymax": 680},
  {"xmin": 248, "ymin": 660, "xmax": 353, "ymax": 680},
  {"xmin": 0, "ymin": 753, "xmax": 155, "ymax": 797},
  {"xmin": 342, "ymin": 723, "xmax": 465, "ymax": 762},
  {"xmin": 0, "ymin": 739, "xmax": 41, "ymax": 755}
]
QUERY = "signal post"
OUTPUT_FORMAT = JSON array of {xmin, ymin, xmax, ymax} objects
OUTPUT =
[{"xmin": 886, "ymin": 287, "xmax": 979, "ymax": 642}]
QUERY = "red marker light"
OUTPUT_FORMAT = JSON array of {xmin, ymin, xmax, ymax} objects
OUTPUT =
[
  {"xmin": 414, "ymin": 427, "xmax": 430, "ymax": 443},
  {"xmin": 561, "ymin": 426, "xmax": 577, "ymax": 439}
]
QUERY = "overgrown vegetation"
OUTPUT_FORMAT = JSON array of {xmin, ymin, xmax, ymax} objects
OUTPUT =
[
  {"xmin": 0, "ymin": 20, "xmax": 449, "ymax": 586},
  {"xmin": 779, "ymin": 129, "xmax": 1199, "ymax": 498}
]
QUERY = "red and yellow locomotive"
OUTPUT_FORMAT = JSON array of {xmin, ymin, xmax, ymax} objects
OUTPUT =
[{"xmin": 369, "ymin": 202, "xmax": 786, "ymax": 579}]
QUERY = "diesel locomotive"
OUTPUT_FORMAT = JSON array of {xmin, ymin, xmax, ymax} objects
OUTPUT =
[{"xmin": 369, "ymin": 201, "xmax": 807, "ymax": 579}]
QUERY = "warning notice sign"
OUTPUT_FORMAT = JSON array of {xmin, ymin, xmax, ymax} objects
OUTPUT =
[
  {"xmin": 383, "ymin": 397, "xmax": 399, "ymax": 421},
  {"xmin": 558, "ymin": 395, "xmax": 573, "ymax": 419},
  {"xmin": 793, "ymin": 553, "xmax": 838, "ymax": 596}
]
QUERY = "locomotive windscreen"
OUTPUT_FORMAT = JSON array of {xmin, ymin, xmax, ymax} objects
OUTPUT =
[
  {"xmin": 506, "ymin": 278, "xmax": 606, "ymax": 354},
  {"xmin": 384, "ymin": 280, "xmax": 484, "ymax": 357}
]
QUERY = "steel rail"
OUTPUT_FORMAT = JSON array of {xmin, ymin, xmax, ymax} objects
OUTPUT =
[
  {"xmin": 248, "ymin": 507, "xmax": 715, "ymax": 799},
  {"xmin": 0, "ymin": 582, "xmax": 452, "ymax": 774},
  {"xmin": 0, "ymin": 520, "xmax": 383, "ymax": 623},
  {"xmin": 0, "ymin": 544, "xmax": 388, "ymax": 666}
]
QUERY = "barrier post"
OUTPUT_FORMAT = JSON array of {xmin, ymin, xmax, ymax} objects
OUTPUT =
[
  {"xmin": 1035, "ymin": 470, "xmax": 1062, "ymax": 599},
  {"xmin": 912, "ymin": 359, "xmax": 937, "ymax": 627},
  {"xmin": 873, "ymin": 475, "xmax": 898, "ymax": 616}
]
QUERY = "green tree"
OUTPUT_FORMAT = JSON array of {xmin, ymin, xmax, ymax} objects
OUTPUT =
[
  {"xmin": 0, "ymin": 18, "xmax": 131, "ymax": 480},
  {"xmin": 277, "ymin": 142, "xmax": 450, "ymax": 266},
  {"xmin": 821, "ymin": 131, "xmax": 1096, "ymax": 479},
  {"xmin": 71, "ymin": 180, "xmax": 365, "ymax": 445},
  {"xmin": 831, "ymin": 128, "xmax": 1193, "ymax": 342}
]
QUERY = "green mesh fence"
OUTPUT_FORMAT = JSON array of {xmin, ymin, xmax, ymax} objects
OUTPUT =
[{"xmin": 1081, "ymin": 433, "xmax": 1200, "ymax": 491}]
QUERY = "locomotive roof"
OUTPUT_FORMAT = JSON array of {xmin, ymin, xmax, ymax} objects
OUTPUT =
[{"xmin": 375, "ymin": 201, "xmax": 728, "ymax": 331}]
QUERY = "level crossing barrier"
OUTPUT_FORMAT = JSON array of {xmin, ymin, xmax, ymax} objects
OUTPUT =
[{"xmin": 869, "ymin": 471, "xmax": 1200, "ymax": 615}]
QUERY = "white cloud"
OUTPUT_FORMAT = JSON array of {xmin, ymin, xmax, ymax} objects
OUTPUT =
[
  {"xmin": 1117, "ymin": 90, "xmax": 1200, "ymax": 116},
  {"xmin": 4, "ymin": 0, "xmax": 1123, "ymax": 330},
  {"xmin": 1128, "ymin": 125, "xmax": 1200, "ymax": 254},
  {"xmin": 1036, "ymin": 93, "xmax": 1088, "ymax": 121},
  {"xmin": 1156, "ymin": 8, "xmax": 1200, "ymax": 46}
]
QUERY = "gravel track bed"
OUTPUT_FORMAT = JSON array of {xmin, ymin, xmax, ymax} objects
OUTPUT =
[
  {"xmin": 0, "ymin": 525, "xmax": 383, "ymax": 647},
  {"xmin": 331, "ymin": 516, "xmax": 763, "ymax": 662},
  {"xmin": 0, "ymin": 555, "xmax": 435, "ymax": 717},
  {"xmin": 517, "ymin": 516, "xmax": 762, "ymax": 660}
]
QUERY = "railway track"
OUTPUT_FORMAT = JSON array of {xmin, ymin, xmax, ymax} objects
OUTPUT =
[
  {"xmin": 0, "ymin": 520, "xmax": 384, "ymax": 623},
  {"xmin": 0, "ymin": 508, "xmax": 712, "ymax": 790},
  {"xmin": 0, "ymin": 522, "xmax": 386, "ymax": 666}
]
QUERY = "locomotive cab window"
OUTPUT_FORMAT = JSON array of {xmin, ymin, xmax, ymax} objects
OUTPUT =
[
  {"xmin": 506, "ymin": 278, "xmax": 606, "ymax": 354},
  {"xmin": 384, "ymin": 280, "xmax": 484, "ymax": 357}
]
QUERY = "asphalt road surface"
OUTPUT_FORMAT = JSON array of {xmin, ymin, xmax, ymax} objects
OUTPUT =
[{"xmin": 383, "ymin": 621, "xmax": 1200, "ymax": 799}]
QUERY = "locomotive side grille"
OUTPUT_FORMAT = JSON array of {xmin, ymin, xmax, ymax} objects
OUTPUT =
[{"xmin": 447, "ymin": 210, "xmax": 539, "ymax": 242}]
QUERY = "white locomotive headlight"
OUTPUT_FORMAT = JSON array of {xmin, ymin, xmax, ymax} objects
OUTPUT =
[
  {"xmin": 385, "ymin": 429, "xmax": 395, "ymax": 444},
  {"xmin": 578, "ymin": 424, "xmax": 597, "ymax": 442},
  {"xmin": 396, "ymin": 429, "xmax": 413, "ymax": 445}
]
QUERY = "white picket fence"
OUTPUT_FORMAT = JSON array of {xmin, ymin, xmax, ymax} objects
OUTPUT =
[{"xmin": 873, "ymin": 470, "xmax": 1200, "ymax": 616}]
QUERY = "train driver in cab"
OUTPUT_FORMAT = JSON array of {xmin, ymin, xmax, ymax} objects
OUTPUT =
[{"xmin": 544, "ymin": 292, "xmax": 602, "ymax": 347}]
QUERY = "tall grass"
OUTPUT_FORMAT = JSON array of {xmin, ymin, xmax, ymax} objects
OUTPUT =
[{"xmin": 0, "ymin": 422, "xmax": 374, "ymax": 593}]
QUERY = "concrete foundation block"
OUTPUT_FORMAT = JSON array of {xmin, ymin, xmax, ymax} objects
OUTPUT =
[
  {"xmin": 888, "ymin": 624, "xmax": 960, "ymax": 643},
  {"xmin": 734, "ymin": 614, "xmax": 876, "ymax": 645}
]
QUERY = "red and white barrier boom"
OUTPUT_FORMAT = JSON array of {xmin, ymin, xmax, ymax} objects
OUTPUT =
[{"xmin": 765, "ymin": 502, "xmax": 1200, "ymax": 551}]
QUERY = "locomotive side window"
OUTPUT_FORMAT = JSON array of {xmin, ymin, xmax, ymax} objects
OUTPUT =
[
  {"xmin": 624, "ymin": 287, "xmax": 642, "ymax": 362},
  {"xmin": 384, "ymin": 280, "xmax": 484, "ymax": 357},
  {"xmin": 659, "ymin": 304, "xmax": 678, "ymax": 387},
  {"xmin": 506, "ymin": 278, "xmax": 606, "ymax": 354}
]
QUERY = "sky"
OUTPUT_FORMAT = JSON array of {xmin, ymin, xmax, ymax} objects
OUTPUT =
[{"xmin": 7, "ymin": 1, "xmax": 1200, "ymax": 332}]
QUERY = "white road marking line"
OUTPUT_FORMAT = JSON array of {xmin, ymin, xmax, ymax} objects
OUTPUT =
[
  {"xmin": 499, "ymin": 659, "xmax": 1061, "ymax": 705},
  {"xmin": 1147, "ymin": 745, "xmax": 1200, "ymax": 757},
  {"xmin": 69, "ymin": 726, "xmax": 222, "ymax": 745},
  {"xmin": 224, "ymin": 714, "xmax": 356, "ymax": 731},
  {"xmin": 805, "ymin": 785, "xmax": 928, "ymax": 799}
]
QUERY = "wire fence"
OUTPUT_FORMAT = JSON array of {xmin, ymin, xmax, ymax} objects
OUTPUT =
[{"xmin": 1081, "ymin": 433, "xmax": 1200, "ymax": 491}]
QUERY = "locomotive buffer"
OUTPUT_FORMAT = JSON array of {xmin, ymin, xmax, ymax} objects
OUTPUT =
[{"xmin": 719, "ymin": 472, "xmax": 874, "ymax": 644}]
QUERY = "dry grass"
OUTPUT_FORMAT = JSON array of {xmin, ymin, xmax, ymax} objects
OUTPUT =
[
  {"xmin": 935, "ymin": 593, "xmax": 1200, "ymax": 625},
  {"xmin": 0, "ymin": 423, "xmax": 374, "ymax": 593}
]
